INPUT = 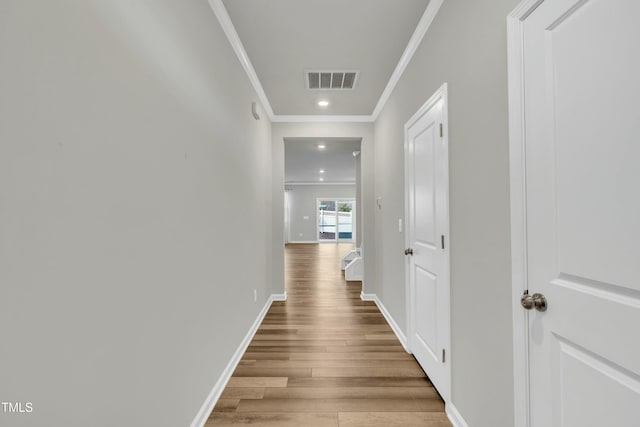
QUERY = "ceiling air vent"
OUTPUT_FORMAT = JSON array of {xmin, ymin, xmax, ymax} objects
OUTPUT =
[{"xmin": 306, "ymin": 70, "xmax": 358, "ymax": 90}]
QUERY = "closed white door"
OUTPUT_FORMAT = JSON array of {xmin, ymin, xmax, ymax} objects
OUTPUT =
[
  {"xmin": 405, "ymin": 85, "xmax": 450, "ymax": 401},
  {"xmin": 519, "ymin": 0, "xmax": 640, "ymax": 425}
]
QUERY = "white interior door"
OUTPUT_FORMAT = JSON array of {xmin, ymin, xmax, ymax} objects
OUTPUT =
[
  {"xmin": 405, "ymin": 85, "xmax": 450, "ymax": 402},
  {"xmin": 519, "ymin": 1, "xmax": 640, "ymax": 425}
]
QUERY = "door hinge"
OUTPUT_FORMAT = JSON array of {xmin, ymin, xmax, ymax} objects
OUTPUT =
[
  {"xmin": 442, "ymin": 349, "xmax": 446, "ymax": 363},
  {"xmin": 441, "ymin": 235, "xmax": 445, "ymax": 250},
  {"xmin": 439, "ymin": 123, "xmax": 443, "ymax": 138}
]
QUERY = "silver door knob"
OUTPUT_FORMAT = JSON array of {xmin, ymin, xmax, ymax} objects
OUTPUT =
[
  {"xmin": 520, "ymin": 291, "xmax": 547, "ymax": 312},
  {"xmin": 404, "ymin": 248, "xmax": 413, "ymax": 256}
]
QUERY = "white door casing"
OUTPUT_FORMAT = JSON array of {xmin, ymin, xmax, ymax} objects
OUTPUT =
[
  {"xmin": 508, "ymin": 1, "xmax": 640, "ymax": 426},
  {"xmin": 405, "ymin": 84, "xmax": 450, "ymax": 402}
]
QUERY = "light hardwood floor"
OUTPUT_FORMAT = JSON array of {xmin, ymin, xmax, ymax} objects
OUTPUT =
[{"xmin": 207, "ymin": 243, "xmax": 451, "ymax": 427}]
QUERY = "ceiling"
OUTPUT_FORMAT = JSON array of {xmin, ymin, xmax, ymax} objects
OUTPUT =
[
  {"xmin": 221, "ymin": 0, "xmax": 431, "ymax": 116},
  {"xmin": 284, "ymin": 138, "xmax": 361, "ymax": 183}
]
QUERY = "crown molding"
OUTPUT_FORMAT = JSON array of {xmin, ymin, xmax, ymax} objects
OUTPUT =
[
  {"xmin": 370, "ymin": 0, "xmax": 444, "ymax": 120},
  {"xmin": 272, "ymin": 115, "xmax": 373, "ymax": 123},
  {"xmin": 207, "ymin": 0, "xmax": 275, "ymax": 120},
  {"xmin": 209, "ymin": 0, "xmax": 444, "ymax": 123},
  {"xmin": 285, "ymin": 181, "xmax": 356, "ymax": 186}
]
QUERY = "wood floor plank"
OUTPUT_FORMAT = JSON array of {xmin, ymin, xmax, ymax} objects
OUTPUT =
[
  {"xmin": 338, "ymin": 412, "xmax": 452, "ymax": 427},
  {"xmin": 206, "ymin": 413, "xmax": 339, "ymax": 427},
  {"xmin": 208, "ymin": 243, "xmax": 449, "ymax": 426},
  {"xmin": 242, "ymin": 352, "xmax": 291, "ymax": 360},
  {"xmin": 247, "ymin": 360, "xmax": 423, "ymax": 369},
  {"xmin": 246, "ymin": 345, "xmax": 328, "ymax": 352},
  {"xmin": 248, "ymin": 340, "xmax": 346, "ymax": 346},
  {"xmin": 263, "ymin": 386, "xmax": 437, "ymax": 399},
  {"xmin": 312, "ymin": 366, "xmax": 426, "ymax": 378},
  {"xmin": 233, "ymin": 367, "xmax": 311, "ymax": 378},
  {"xmin": 286, "ymin": 377, "xmax": 434, "ymax": 389},
  {"xmin": 220, "ymin": 387, "xmax": 265, "ymax": 400},
  {"xmin": 289, "ymin": 352, "xmax": 414, "ymax": 361},
  {"xmin": 236, "ymin": 398, "xmax": 443, "ymax": 413},
  {"xmin": 212, "ymin": 399, "xmax": 239, "ymax": 413},
  {"xmin": 326, "ymin": 348, "xmax": 407, "ymax": 355},
  {"xmin": 226, "ymin": 377, "xmax": 288, "ymax": 388},
  {"xmin": 252, "ymin": 333, "xmax": 368, "ymax": 340}
]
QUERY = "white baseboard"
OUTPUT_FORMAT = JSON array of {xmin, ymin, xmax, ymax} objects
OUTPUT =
[
  {"xmin": 190, "ymin": 293, "xmax": 286, "ymax": 427},
  {"xmin": 360, "ymin": 292, "xmax": 408, "ymax": 352},
  {"xmin": 271, "ymin": 291, "xmax": 287, "ymax": 301},
  {"xmin": 287, "ymin": 241, "xmax": 318, "ymax": 244},
  {"xmin": 360, "ymin": 291, "xmax": 376, "ymax": 301},
  {"xmin": 446, "ymin": 402, "xmax": 470, "ymax": 427}
]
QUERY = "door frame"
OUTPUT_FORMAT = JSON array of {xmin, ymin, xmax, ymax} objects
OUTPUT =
[
  {"xmin": 507, "ymin": 1, "xmax": 546, "ymax": 426},
  {"xmin": 316, "ymin": 198, "xmax": 356, "ymax": 243},
  {"xmin": 404, "ymin": 83, "xmax": 451, "ymax": 402}
]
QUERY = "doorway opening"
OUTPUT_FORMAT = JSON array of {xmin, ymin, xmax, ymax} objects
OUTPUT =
[{"xmin": 283, "ymin": 138, "xmax": 361, "ymax": 244}]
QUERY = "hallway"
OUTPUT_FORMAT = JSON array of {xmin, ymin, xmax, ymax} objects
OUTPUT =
[{"xmin": 207, "ymin": 243, "xmax": 451, "ymax": 426}]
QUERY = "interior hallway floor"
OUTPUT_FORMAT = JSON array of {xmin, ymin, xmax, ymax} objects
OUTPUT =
[{"xmin": 207, "ymin": 243, "xmax": 451, "ymax": 426}]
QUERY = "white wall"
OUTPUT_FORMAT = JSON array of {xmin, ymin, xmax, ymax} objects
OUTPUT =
[
  {"xmin": 0, "ymin": 1, "xmax": 272, "ymax": 426},
  {"xmin": 272, "ymin": 123, "xmax": 375, "ymax": 295},
  {"xmin": 372, "ymin": 0, "xmax": 518, "ymax": 426},
  {"xmin": 286, "ymin": 185, "xmax": 356, "ymax": 242}
]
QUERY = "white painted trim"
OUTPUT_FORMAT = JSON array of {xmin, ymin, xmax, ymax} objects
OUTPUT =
[
  {"xmin": 360, "ymin": 292, "xmax": 409, "ymax": 352},
  {"xmin": 507, "ymin": 2, "xmax": 543, "ymax": 427},
  {"xmin": 285, "ymin": 181, "xmax": 356, "ymax": 186},
  {"xmin": 207, "ymin": 0, "xmax": 275, "ymax": 120},
  {"xmin": 287, "ymin": 241, "xmax": 319, "ymax": 244},
  {"xmin": 271, "ymin": 292, "xmax": 288, "ymax": 301},
  {"xmin": 360, "ymin": 291, "xmax": 376, "ymax": 301},
  {"xmin": 446, "ymin": 403, "xmax": 471, "ymax": 427},
  {"xmin": 404, "ymin": 83, "xmax": 451, "ymax": 402},
  {"xmin": 272, "ymin": 115, "xmax": 373, "ymax": 123},
  {"xmin": 189, "ymin": 293, "xmax": 286, "ymax": 427},
  {"xmin": 371, "ymin": 0, "xmax": 445, "ymax": 120},
  {"xmin": 404, "ymin": 82, "xmax": 448, "ymax": 130}
]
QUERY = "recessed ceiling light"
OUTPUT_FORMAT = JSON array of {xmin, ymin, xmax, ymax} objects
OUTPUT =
[
  {"xmin": 319, "ymin": 177, "xmax": 324, "ymax": 182},
  {"xmin": 317, "ymin": 100, "xmax": 329, "ymax": 107},
  {"xmin": 317, "ymin": 144, "xmax": 326, "ymax": 150},
  {"xmin": 319, "ymin": 169, "xmax": 325, "ymax": 174}
]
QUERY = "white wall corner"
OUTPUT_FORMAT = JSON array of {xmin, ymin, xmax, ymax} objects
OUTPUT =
[
  {"xmin": 360, "ymin": 292, "xmax": 408, "ymax": 352},
  {"xmin": 446, "ymin": 402, "xmax": 471, "ymax": 427},
  {"xmin": 189, "ymin": 293, "xmax": 281, "ymax": 427}
]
